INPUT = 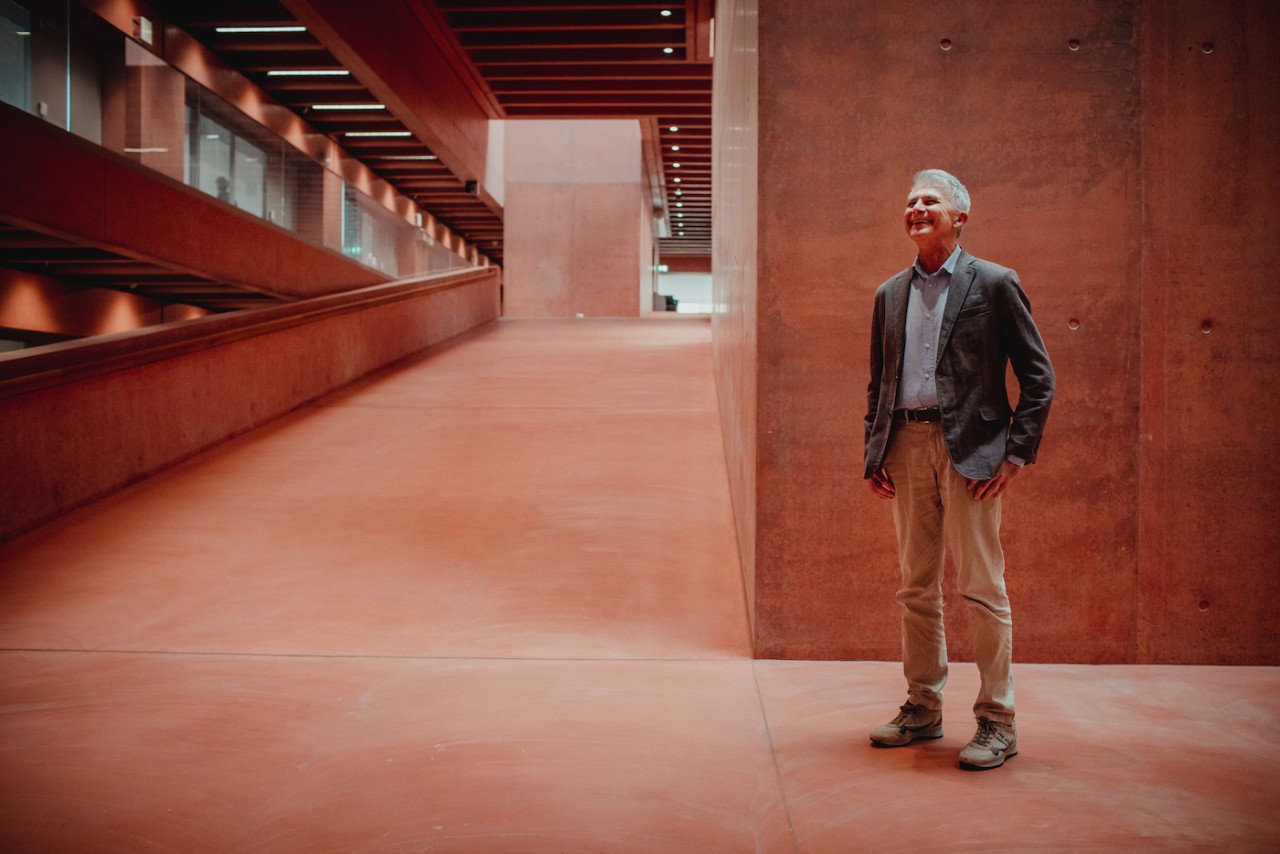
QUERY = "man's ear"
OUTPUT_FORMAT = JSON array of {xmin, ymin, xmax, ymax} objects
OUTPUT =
[{"xmin": 955, "ymin": 211, "xmax": 969, "ymax": 228}]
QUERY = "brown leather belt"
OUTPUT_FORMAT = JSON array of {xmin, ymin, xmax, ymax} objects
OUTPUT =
[{"xmin": 894, "ymin": 407, "xmax": 941, "ymax": 422}]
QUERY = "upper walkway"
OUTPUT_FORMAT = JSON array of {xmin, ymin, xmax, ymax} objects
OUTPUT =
[{"xmin": 1, "ymin": 317, "xmax": 1276, "ymax": 851}]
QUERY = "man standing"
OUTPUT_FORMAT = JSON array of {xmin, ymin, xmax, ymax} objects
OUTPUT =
[{"xmin": 864, "ymin": 169, "xmax": 1054, "ymax": 769}]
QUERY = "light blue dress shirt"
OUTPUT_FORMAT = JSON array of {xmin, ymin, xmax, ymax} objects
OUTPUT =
[{"xmin": 893, "ymin": 245, "xmax": 962, "ymax": 411}]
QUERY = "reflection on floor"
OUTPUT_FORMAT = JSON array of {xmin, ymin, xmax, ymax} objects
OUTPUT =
[{"xmin": 2, "ymin": 318, "xmax": 1277, "ymax": 852}]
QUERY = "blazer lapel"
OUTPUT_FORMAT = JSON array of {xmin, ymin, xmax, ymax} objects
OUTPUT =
[{"xmin": 938, "ymin": 250, "xmax": 976, "ymax": 356}]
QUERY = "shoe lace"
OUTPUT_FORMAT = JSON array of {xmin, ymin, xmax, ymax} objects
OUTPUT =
[
  {"xmin": 972, "ymin": 719, "xmax": 1000, "ymax": 746},
  {"xmin": 891, "ymin": 702, "xmax": 924, "ymax": 726}
]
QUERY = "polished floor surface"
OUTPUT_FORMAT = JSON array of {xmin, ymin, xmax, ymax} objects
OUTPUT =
[{"xmin": 2, "ymin": 318, "xmax": 1277, "ymax": 852}]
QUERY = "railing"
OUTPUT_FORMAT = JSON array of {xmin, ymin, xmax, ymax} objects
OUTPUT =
[{"xmin": 0, "ymin": 268, "xmax": 499, "ymax": 401}]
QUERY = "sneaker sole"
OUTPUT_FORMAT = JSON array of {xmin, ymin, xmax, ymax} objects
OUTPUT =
[
  {"xmin": 870, "ymin": 726, "xmax": 944, "ymax": 747},
  {"xmin": 959, "ymin": 746, "xmax": 1018, "ymax": 770}
]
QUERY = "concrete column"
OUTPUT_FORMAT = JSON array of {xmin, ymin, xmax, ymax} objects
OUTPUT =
[
  {"xmin": 713, "ymin": 0, "xmax": 1279, "ymax": 664},
  {"xmin": 503, "ymin": 120, "xmax": 648, "ymax": 318}
]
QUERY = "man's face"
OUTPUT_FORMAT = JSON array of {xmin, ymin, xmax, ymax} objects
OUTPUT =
[{"xmin": 904, "ymin": 184, "xmax": 967, "ymax": 245}]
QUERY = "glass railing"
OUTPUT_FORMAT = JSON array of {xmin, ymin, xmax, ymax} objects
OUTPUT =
[{"xmin": 0, "ymin": 0, "xmax": 471, "ymax": 279}]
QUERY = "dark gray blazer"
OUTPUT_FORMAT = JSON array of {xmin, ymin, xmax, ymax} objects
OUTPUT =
[{"xmin": 864, "ymin": 249, "xmax": 1055, "ymax": 480}]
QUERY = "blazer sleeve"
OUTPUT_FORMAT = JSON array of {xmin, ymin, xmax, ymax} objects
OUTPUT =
[
  {"xmin": 865, "ymin": 288, "xmax": 886, "ymax": 447},
  {"xmin": 996, "ymin": 271, "xmax": 1055, "ymax": 463}
]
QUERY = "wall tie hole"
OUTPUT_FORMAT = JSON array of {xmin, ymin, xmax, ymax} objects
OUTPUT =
[
  {"xmin": 1068, "ymin": 39, "xmax": 1081, "ymax": 51},
  {"xmin": 1202, "ymin": 42, "xmax": 1214, "ymax": 54},
  {"xmin": 1200, "ymin": 319, "xmax": 1213, "ymax": 333},
  {"xmin": 1198, "ymin": 600, "xmax": 1210, "ymax": 612},
  {"xmin": 940, "ymin": 38, "xmax": 952, "ymax": 51},
  {"xmin": 1068, "ymin": 318, "xmax": 1081, "ymax": 330}
]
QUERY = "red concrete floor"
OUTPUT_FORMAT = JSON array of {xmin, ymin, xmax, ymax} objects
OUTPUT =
[{"xmin": 1, "ymin": 317, "xmax": 1277, "ymax": 852}]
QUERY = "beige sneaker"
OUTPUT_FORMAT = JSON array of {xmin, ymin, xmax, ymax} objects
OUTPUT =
[
  {"xmin": 959, "ymin": 719, "xmax": 1018, "ymax": 769},
  {"xmin": 869, "ymin": 702, "xmax": 943, "ymax": 747}
]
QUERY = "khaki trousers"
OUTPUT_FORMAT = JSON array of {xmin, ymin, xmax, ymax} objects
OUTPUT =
[{"xmin": 883, "ymin": 421, "xmax": 1014, "ymax": 722}]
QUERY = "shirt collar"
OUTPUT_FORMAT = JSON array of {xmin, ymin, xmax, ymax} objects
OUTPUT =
[{"xmin": 913, "ymin": 245, "xmax": 963, "ymax": 279}]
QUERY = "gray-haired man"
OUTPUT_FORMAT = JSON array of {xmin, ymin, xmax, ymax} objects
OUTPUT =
[{"xmin": 864, "ymin": 169, "xmax": 1055, "ymax": 769}]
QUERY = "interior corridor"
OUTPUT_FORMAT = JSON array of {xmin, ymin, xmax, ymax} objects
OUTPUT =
[{"xmin": 1, "ymin": 318, "xmax": 1277, "ymax": 852}]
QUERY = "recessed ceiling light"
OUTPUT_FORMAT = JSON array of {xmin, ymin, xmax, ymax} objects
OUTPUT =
[
  {"xmin": 661, "ymin": 9, "xmax": 673, "ymax": 16},
  {"xmin": 312, "ymin": 103, "xmax": 385, "ymax": 110},
  {"xmin": 663, "ymin": 47, "xmax": 674, "ymax": 54},
  {"xmin": 671, "ymin": 145, "xmax": 680, "ymax": 151},
  {"xmin": 676, "ymin": 213, "xmax": 683, "ymax": 218},
  {"xmin": 672, "ymin": 163, "xmax": 681, "ymax": 168},
  {"xmin": 669, "ymin": 126, "xmax": 679, "ymax": 132},
  {"xmin": 678, "ymin": 231, "xmax": 685, "ymax": 236},
  {"xmin": 215, "ymin": 26, "xmax": 306, "ymax": 33},
  {"xmin": 676, "ymin": 202, "xmax": 683, "ymax": 207},
  {"xmin": 674, "ymin": 189, "xmax": 682, "ymax": 196},
  {"xmin": 268, "ymin": 69, "xmax": 350, "ymax": 76},
  {"xmin": 345, "ymin": 131, "xmax": 412, "ymax": 137},
  {"xmin": 673, "ymin": 177, "xmax": 681, "ymax": 183}
]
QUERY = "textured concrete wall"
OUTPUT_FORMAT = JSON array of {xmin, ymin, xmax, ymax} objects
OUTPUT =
[
  {"xmin": 714, "ymin": 0, "xmax": 1279, "ymax": 663},
  {"xmin": 1137, "ymin": 1, "xmax": 1280, "ymax": 663},
  {"xmin": 711, "ymin": 0, "xmax": 759, "ymax": 630},
  {"xmin": 503, "ymin": 121, "xmax": 647, "ymax": 318}
]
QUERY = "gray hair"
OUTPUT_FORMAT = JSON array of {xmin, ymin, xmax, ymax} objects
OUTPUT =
[{"xmin": 912, "ymin": 169, "xmax": 971, "ymax": 214}]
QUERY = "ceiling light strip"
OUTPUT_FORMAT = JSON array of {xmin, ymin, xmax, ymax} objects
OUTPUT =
[{"xmin": 215, "ymin": 26, "xmax": 306, "ymax": 33}]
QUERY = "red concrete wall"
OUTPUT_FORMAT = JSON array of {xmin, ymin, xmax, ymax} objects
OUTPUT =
[
  {"xmin": 1138, "ymin": 1, "xmax": 1280, "ymax": 663},
  {"xmin": 0, "ymin": 273, "xmax": 501, "ymax": 543},
  {"xmin": 503, "ymin": 121, "xmax": 648, "ymax": 318},
  {"xmin": 711, "ymin": 0, "xmax": 760, "ymax": 629},
  {"xmin": 715, "ymin": 0, "xmax": 1279, "ymax": 664}
]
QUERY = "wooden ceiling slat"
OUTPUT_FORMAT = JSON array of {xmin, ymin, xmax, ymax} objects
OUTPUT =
[
  {"xmin": 480, "ymin": 63, "xmax": 709, "ymax": 79},
  {"xmin": 253, "ymin": 79, "xmax": 366, "ymax": 93},
  {"xmin": 160, "ymin": 0, "xmax": 295, "ymax": 27},
  {"xmin": 204, "ymin": 49, "xmax": 335, "ymax": 67},
  {"xmin": 450, "ymin": 10, "xmax": 683, "ymax": 30},
  {"xmin": 458, "ymin": 28, "xmax": 684, "ymax": 48},
  {"xmin": 239, "ymin": 61, "xmax": 345, "ymax": 73},
  {"xmin": 208, "ymin": 39, "xmax": 327, "ymax": 53},
  {"xmin": 502, "ymin": 106, "xmax": 708, "ymax": 117},
  {"xmin": 501, "ymin": 93, "xmax": 709, "ymax": 105},
  {"xmin": 490, "ymin": 79, "xmax": 709, "ymax": 93},
  {"xmin": 437, "ymin": 2, "xmax": 677, "ymax": 10},
  {"xmin": 468, "ymin": 47, "xmax": 688, "ymax": 63}
]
